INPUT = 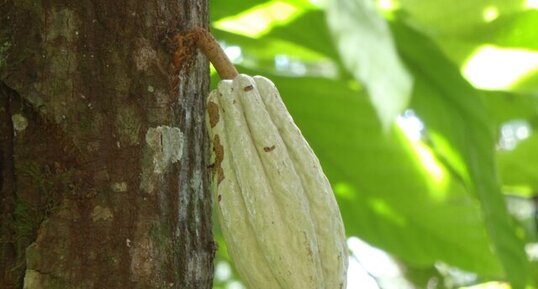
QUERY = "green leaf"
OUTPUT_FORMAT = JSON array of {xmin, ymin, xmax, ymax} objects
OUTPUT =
[
  {"xmin": 210, "ymin": 0, "xmax": 317, "ymax": 39},
  {"xmin": 265, "ymin": 10, "xmax": 340, "ymax": 61},
  {"xmin": 211, "ymin": 28, "xmax": 331, "ymax": 73},
  {"xmin": 469, "ymin": 10, "xmax": 538, "ymax": 49},
  {"xmin": 397, "ymin": 0, "xmax": 526, "ymax": 37},
  {"xmin": 392, "ymin": 20, "xmax": 530, "ymax": 288},
  {"xmin": 325, "ymin": 0, "xmax": 412, "ymax": 127},
  {"xmin": 498, "ymin": 135, "xmax": 538, "ymax": 192},
  {"xmin": 482, "ymin": 90, "xmax": 538, "ymax": 127},
  {"xmin": 394, "ymin": 3, "xmax": 538, "ymax": 93},
  {"xmin": 211, "ymin": 10, "xmax": 341, "ymax": 77},
  {"xmin": 209, "ymin": 0, "xmax": 270, "ymax": 21}
]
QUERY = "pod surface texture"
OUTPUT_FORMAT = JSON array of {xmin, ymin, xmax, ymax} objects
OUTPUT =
[{"xmin": 207, "ymin": 74, "xmax": 348, "ymax": 289}]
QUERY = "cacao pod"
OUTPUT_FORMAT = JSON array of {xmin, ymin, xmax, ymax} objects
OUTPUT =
[{"xmin": 207, "ymin": 74, "xmax": 348, "ymax": 289}]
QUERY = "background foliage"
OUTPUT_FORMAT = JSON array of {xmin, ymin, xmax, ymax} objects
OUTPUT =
[{"xmin": 208, "ymin": 0, "xmax": 538, "ymax": 288}]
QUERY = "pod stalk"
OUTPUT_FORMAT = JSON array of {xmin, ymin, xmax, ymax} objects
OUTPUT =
[{"xmin": 173, "ymin": 27, "xmax": 238, "ymax": 80}]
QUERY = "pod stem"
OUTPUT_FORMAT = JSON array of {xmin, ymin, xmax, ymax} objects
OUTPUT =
[{"xmin": 172, "ymin": 27, "xmax": 238, "ymax": 80}]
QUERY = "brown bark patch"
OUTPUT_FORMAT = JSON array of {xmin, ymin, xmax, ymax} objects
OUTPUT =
[
  {"xmin": 212, "ymin": 135, "xmax": 224, "ymax": 185},
  {"xmin": 207, "ymin": 101, "xmax": 219, "ymax": 128}
]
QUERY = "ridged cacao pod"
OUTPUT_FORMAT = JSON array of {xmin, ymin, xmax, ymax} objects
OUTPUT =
[{"xmin": 207, "ymin": 74, "xmax": 348, "ymax": 289}]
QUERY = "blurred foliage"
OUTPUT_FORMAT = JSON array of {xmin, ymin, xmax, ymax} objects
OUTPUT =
[{"xmin": 208, "ymin": 0, "xmax": 538, "ymax": 288}]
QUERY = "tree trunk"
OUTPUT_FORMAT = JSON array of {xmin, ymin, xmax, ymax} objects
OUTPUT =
[{"xmin": 0, "ymin": 1, "xmax": 214, "ymax": 288}]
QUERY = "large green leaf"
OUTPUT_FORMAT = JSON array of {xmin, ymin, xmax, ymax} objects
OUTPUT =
[
  {"xmin": 392, "ymin": 20, "xmax": 530, "ymax": 288},
  {"xmin": 325, "ymin": 0, "xmax": 412, "ymax": 127}
]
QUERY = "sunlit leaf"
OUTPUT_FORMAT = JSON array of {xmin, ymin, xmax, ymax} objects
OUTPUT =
[
  {"xmin": 211, "ymin": 10, "xmax": 342, "ymax": 77},
  {"xmin": 267, "ymin": 10, "xmax": 340, "ymax": 61},
  {"xmin": 325, "ymin": 0, "xmax": 413, "ymax": 128},
  {"xmin": 212, "ymin": 0, "xmax": 316, "ymax": 38},
  {"xmin": 462, "ymin": 45, "xmax": 538, "ymax": 92},
  {"xmin": 396, "ymin": 0, "xmax": 526, "ymax": 37},
  {"xmin": 395, "ymin": 0, "xmax": 538, "ymax": 93},
  {"xmin": 392, "ymin": 20, "xmax": 530, "ymax": 289},
  {"xmin": 469, "ymin": 10, "xmax": 538, "ymax": 49}
]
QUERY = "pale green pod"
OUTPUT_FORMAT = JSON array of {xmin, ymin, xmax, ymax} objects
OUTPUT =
[
  {"xmin": 234, "ymin": 75, "xmax": 323, "ymax": 289},
  {"xmin": 206, "ymin": 87, "xmax": 280, "ymax": 289},
  {"xmin": 254, "ymin": 76, "xmax": 348, "ymax": 289},
  {"xmin": 207, "ymin": 74, "xmax": 348, "ymax": 289}
]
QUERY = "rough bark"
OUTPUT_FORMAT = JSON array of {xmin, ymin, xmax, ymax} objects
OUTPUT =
[{"xmin": 0, "ymin": 1, "xmax": 214, "ymax": 288}]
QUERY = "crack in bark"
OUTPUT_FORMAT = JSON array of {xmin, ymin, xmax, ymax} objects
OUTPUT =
[{"xmin": 0, "ymin": 81, "xmax": 21, "ymax": 289}]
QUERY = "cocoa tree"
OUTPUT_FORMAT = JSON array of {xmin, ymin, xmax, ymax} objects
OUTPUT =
[{"xmin": 0, "ymin": 1, "xmax": 215, "ymax": 288}]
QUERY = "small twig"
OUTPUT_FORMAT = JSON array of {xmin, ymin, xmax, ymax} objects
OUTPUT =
[{"xmin": 172, "ymin": 27, "xmax": 238, "ymax": 80}]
